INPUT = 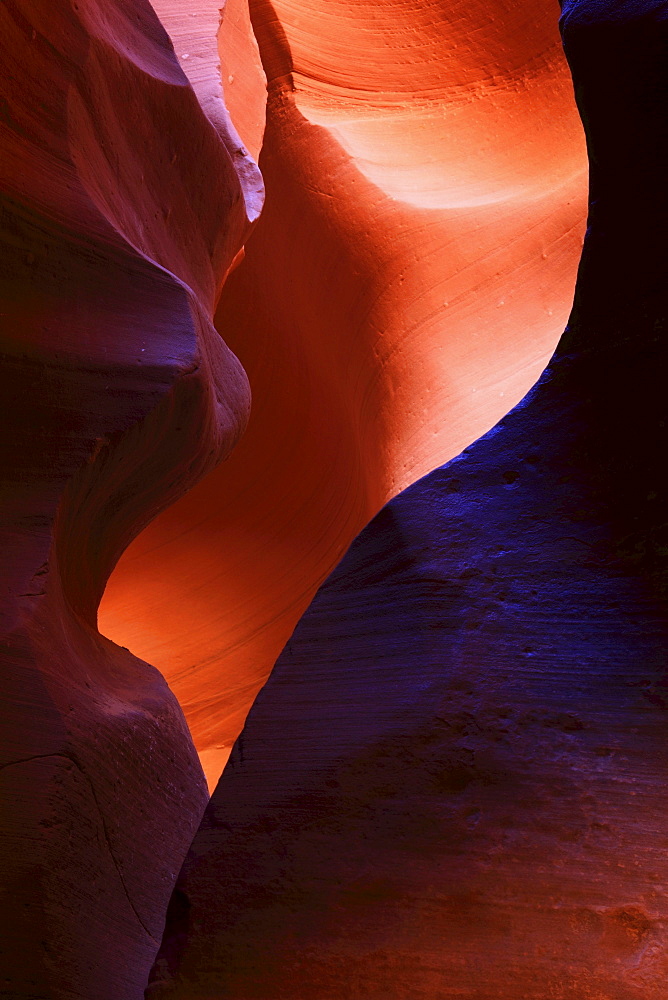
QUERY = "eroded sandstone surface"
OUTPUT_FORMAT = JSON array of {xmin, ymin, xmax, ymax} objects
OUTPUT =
[
  {"xmin": 100, "ymin": 0, "xmax": 587, "ymax": 790},
  {"xmin": 147, "ymin": 1, "xmax": 668, "ymax": 997},
  {"xmin": 5, "ymin": 0, "xmax": 664, "ymax": 997},
  {"xmin": 0, "ymin": 1, "xmax": 260, "ymax": 996}
]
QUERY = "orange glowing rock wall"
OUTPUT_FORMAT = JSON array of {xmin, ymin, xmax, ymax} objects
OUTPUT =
[
  {"xmin": 0, "ymin": 0, "xmax": 259, "ymax": 996},
  {"xmin": 147, "ymin": 3, "xmax": 668, "ymax": 996},
  {"xmin": 100, "ymin": 0, "xmax": 588, "ymax": 790},
  {"xmin": 2, "ymin": 0, "xmax": 598, "ymax": 995}
]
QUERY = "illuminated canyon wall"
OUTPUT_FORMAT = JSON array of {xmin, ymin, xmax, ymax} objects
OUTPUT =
[
  {"xmin": 146, "ymin": 3, "xmax": 668, "ymax": 997},
  {"xmin": 3, "ymin": 0, "xmax": 666, "ymax": 998},
  {"xmin": 99, "ymin": 0, "xmax": 587, "ymax": 791}
]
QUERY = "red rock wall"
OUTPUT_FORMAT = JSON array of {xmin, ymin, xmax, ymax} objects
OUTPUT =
[
  {"xmin": 0, "ymin": 1, "xmax": 259, "ymax": 996},
  {"xmin": 146, "ymin": 3, "xmax": 668, "ymax": 996},
  {"xmin": 100, "ymin": 0, "xmax": 588, "ymax": 790},
  {"xmin": 2, "ymin": 0, "xmax": 600, "ymax": 994}
]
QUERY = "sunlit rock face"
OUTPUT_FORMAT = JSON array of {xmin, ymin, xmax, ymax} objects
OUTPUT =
[
  {"xmin": 0, "ymin": 1, "xmax": 259, "ymax": 996},
  {"xmin": 100, "ymin": 0, "xmax": 587, "ymax": 790},
  {"xmin": 147, "ymin": 2, "xmax": 668, "ymax": 997}
]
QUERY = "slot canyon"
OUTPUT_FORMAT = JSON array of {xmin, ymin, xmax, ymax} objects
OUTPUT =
[{"xmin": 1, "ymin": 0, "xmax": 666, "ymax": 998}]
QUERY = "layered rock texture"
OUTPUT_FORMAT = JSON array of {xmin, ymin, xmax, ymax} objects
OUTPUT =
[
  {"xmin": 99, "ymin": 0, "xmax": 588, "ymax": 789},
  {"xmin": 0, "ymin": 1, "xmax": 260, "ymax": 997},
  {"xmin": 4, "ymin": 0, "xmax": 665, "ymax": 997},
  {"xmin": 146, "ymin": 2, "xmax": 668, "ymax": 998}
]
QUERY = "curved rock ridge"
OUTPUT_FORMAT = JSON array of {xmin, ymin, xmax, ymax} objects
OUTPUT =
[
  {"xmin": 147, "ymin": 0, "xmax": 265, "ymax": 224},
  {"xmin": 147, "ymin": 1, "xmax": 668, "ymax": 996},
  {"xmin": 275, "ymin": 0, "xmax": 584, "ymax": 210},
  {"xmin": 0, "ymin": 0, "xmax": 261, "ymax": 996},
  {"xmin": 100, "ymin": 0, "xmax": 588, "ymax": 789}
]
